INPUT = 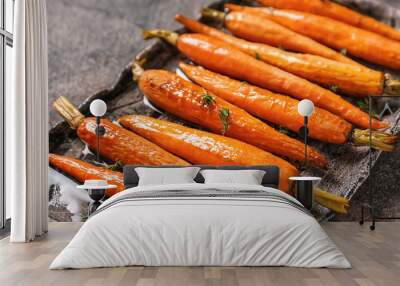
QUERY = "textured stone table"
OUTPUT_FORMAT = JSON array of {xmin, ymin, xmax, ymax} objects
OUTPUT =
[
  {"xmin": 47, "ymin": 0, "xmax": 400, "ymax": 221},
  {"xmin": 47, "ymin": 0, "xmax": 217, "ymax": 129}
]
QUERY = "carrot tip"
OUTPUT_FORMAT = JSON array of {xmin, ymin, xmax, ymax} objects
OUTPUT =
[{"xmin": 174, "ymin": 14, "xmax": 184, "ymax": 22}]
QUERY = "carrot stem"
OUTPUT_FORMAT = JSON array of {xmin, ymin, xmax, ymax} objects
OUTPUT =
[
  {"xmin": 53, "ymin": 96, "xmax": 85, "ymax": 129},
  {"xmin": 384, "ymin": 77, "xmax": 400, "ymax": 96},
  {"xmin": 142, "ymin": 29, "xmax": 178, "ymax": 46},
  {"xmin": 201, "ymin": 7, "xmax": 225, "ymax": 23},
  {"xmin": 352, "ymin": 129, "xmax": 397, "ymax": 152},
  {"xmin": 132, "ymin": 61, "xmax": 145, "ymax": 82},
  {"xmin": 314, "ymin": 188, "xmax": 349, "ymax": 214}
]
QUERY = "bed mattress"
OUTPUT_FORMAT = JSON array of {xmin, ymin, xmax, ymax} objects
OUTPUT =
[{"xmin": 50, "ymin": 183, "xmax": 351, "ymax": 269}]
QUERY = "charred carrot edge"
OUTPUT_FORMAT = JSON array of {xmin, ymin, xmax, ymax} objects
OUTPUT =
[
  {"xmin": 178, "ymin": 62, "xmax": 398, "ymax": 151},
  {"xmin": 256, "ymin": 0, "xmax": 400, "ymax": 42},
  {"xmin": 224, "ymin": 4, "xmax": 400, "ymax": 70},
  {"xmin": 201, "ymin": 7, "xmax": 360, "ymax": 67},
  {"xmin": 49, "ymin": 153, "xmax": 124, "ymax": 197},
  {"xmin": 118, "ymin": 114, "xmax": 349, "ymax": 213},
  {"xmin": 132, "ymin": 64, "xmax": 328, "ymax": 168},
  {"xmin": 53, "ymin": 96, "xmax": 190, "ymax": 166},
  {"xmin": 142, "ymin": 29, "xmax": 388, "ymax": 130},
  {"xmin": 175, "ymin": 14, "xmax": 400, "ymax": 97}
]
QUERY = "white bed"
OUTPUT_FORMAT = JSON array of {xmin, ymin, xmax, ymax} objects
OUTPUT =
[{"xmin": 50, "ymin": 183, "xmax": 350, "ymax": 269}]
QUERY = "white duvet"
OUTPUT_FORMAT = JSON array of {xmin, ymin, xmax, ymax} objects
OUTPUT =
[{"xmin": 50, "ymin": 183, "xmax": 351, "ymax": 269}]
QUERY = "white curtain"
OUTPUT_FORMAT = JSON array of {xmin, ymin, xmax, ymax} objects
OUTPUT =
[{"xmin": 8, "ymin": 0, "xmax": 49, "ymax": 242}]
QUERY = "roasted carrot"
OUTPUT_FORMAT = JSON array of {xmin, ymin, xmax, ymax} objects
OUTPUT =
[
  {"xmin": 225, "ymin": 4, "xmax": 400, "ymax": 70},
  {"xmin": 200, "ymin": 7, "xmax": 358, "ymax": 66},
  {"xmin": 142, "ymin": 30, "xmax": 387, "ymax": 130},
  {"xmin": 257, "ymin": 0, "xmax": 400, "ymax": 42},
  {"xmin": 133, "ymin": 66, "xmax": 327, "ymax": 168},
  {"xmin": 118, "ymin": 114, "xmax": 298, "ymax": 192},
  {"xmin": 313, "ymin": 188, "xmax": 349, "ymax": 215},
  {"xmin": 179, "ymin": 62, "xmax": 397, "ymax": 151},
  {"xmin": 53, "ymin": 96, "xmax": 190, "ymax": 166},
  {"xmin": 119, "ymin": 115, "xmax": 349, "ymax": 213},
  {"xmin": 176, "ymin": 14, "xmax": 400, "ymax": 97},
  {"xmin": 49, "ymin": 153, "xmax": 124, "ymax": 197}
]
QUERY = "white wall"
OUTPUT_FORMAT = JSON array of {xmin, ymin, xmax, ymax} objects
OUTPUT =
[{"xmin": 5, "ymin": 44, "xmax": 13, "ymax": 219}]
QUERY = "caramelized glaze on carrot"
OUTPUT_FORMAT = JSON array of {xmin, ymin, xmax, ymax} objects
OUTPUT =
[
  {"xmin": 179, "ymin": 62, "xmax": 352, "ymax": 144},
  {"xmin": 118, "ymin": 115, "xmax": 298, "ymax": 192}
]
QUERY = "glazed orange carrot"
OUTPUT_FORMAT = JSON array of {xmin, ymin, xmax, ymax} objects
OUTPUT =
[
  {"xmin": 118, "ymin": 115, "xmax": 298, "ymax": 192},
  {"xmin": 179, "ymin": 62, "xmax": 397, "ymax": 151},
  {"xmin": 119, "ymin": 115, "xmax": 350, "ymax": 214},
  {"xmin": 142, "ymin": 30, "xmax": 387, "ymax": 130},
  {"xmin": 134, "ymin": 67, "xmax": 327, "ymax": 169},
  {"xmin": 49, "ymin": 153, "xmax": 124, "ymax": 197},
  {"xmin": 257, "ymin": 0, "xmax": 400, "ymax": 42},
  {"xmin": 175, "ymin": 14, "xmax": 400, "ymax": 97},
  {"xmin": 53, "ymin": 96, "xmax": 190, "ymax": 166},
  {"xmin": 225, "ymin": 4, "xmax": 400, "ymax": 70},
  {"xmin": 201, "ymin": 7, "xmax": 358, "ymax": 66}
]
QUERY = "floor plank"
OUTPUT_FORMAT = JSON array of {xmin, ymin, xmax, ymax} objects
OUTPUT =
[{"xmin": 0, "ymin": 222, "xmax": 399, "ymax": 286}]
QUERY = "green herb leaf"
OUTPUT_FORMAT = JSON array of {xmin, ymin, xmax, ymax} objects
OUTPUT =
[
  {"xmin": 330, "ymin": 85, "xmax": 339, "ymax": 93},
  {"xmin": 201, "ymin": 92, "xmax": 215, "ymax": 107},
  {"xmin": 356, "ymin": 98, "xmax": 368, "ymax": 111},
  {"xmin": 218, "ymin": 107, "xmax": 230, "ymax": 135},
  {"xmin": 255, "ymin": 52, "xmax": 261, "ymax": 60},
  {"xmin": 356, "ymin": 98, "xmax": 379, "ymax": 119},
  {"xmin": 340, "ymin": 48, "xmax": 347, "ymax": 56}
]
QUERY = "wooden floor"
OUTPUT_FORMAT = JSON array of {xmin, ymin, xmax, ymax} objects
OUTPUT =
[{"xmin": 0, "ymin": 222, "xmax": 399, "ymax": 286}]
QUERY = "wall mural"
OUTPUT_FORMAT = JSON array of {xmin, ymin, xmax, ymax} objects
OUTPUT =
[{"xmin": 48, "ymin": 0, "xmax": 400, "ymax": 222}]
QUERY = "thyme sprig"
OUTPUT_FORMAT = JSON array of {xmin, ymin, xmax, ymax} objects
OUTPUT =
[{"xmin": 219, "ymin": 107, "xmax": 230, "ymax": 135}]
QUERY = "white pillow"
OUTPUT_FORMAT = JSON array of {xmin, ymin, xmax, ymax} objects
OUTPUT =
[
  {"xmin": 200, "ymin": 169, "xmax": 266, "ymax": 185},
  {"xmin": 135, "ymin": 167, "xmax": 201, "ymax": 186}
]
